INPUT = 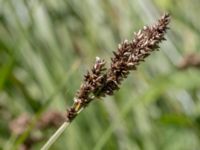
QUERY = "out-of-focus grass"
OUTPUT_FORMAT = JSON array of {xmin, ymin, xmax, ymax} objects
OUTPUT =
[{"xmin": 0, "ymin": 0, "xmax": 200, "ymax": 150}]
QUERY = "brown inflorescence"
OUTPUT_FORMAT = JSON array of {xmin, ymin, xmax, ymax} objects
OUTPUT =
[
  {"xmin": 66, "ymin": 57, "xmax": 107, "ymax": 121},
  {"xmin": 9, "ymin": 111, "xmax": 65, "ymax": 150},
  {"xmin": 66, "ymin": 13, "xmax": 170, "ymax": 122},
  {"xmin": 178, "ymin": 53, "xmax": 200, "ymax": 69}
]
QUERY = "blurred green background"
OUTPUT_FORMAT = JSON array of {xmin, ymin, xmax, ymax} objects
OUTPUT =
[{"xmin": 1, "ymin": 0, "xmax": 200, "ymax": 150}]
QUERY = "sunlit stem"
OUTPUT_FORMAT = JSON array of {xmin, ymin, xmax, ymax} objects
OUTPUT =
[{"xmin": 41, "ymin": 108, "xmax": 84, "ymax": 150}]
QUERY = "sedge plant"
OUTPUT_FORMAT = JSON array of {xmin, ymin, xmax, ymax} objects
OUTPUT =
[{"xmin": 41, "ymin": 13, "xmax": 170, "ymax": 150}]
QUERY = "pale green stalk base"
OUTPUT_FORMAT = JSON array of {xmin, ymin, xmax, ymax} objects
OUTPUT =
[
  {"xmin": 41, "ymin": 108, "xmax": 84, "ymax": 150},
  {"xmin": 41, "ymin": 121, "xmax": 70, "ymax": 150}
]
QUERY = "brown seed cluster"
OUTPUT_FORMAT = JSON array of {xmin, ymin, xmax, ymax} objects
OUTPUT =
[
  {"xmin": 66, "ymin": 13, "xmax": 170, "ymax": 122},
  {"xmin": 178, "ymin": 53, "xmax": 200, "ymax": 69},
  {"xmin": 66, "ymin": 58, "xmax": 107, "ymax": 121},
  {"xmin": 9, "ymin": 111, "xmax": 65, "ymax": 150}
]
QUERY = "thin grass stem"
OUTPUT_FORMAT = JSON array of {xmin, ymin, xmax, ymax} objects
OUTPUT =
[
  {"xmin": 41, "ymin": 122, "xmax": 70, "ymax": 150},
  {"xmin": 41, "ymin": 108, "xmax": 84, "ymax": 150}
]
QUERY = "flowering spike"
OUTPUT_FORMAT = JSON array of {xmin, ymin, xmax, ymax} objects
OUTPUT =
[{"xmin": 66, "ymin": 13, "xmax": 170, "ymax": 122}]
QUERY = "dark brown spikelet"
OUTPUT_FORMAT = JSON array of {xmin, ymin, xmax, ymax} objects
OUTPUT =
[
  {"xmin": 66, "ymin": 13, "xmax": 170, "ymax": 122},
  {"xmin": 97, "ymin": 13, "xmax": 170, "ymax": 96},
  {"xmin": 66, "ymin": 57, "xmax": 106, "ymax": 122}
]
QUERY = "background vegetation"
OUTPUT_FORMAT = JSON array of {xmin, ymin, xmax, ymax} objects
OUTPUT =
[{"xmin": 0, "ymin": 0, "xmax": 200, "ymax": 149}]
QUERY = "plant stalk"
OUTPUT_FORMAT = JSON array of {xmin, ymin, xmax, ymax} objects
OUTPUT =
[
  {"xmin": 41, "ymin": 107, "xmax": 84, "ymax": 150},
  {"xmin": 41, "ymin": 121, "xmax": 70, "ymax": 150}
]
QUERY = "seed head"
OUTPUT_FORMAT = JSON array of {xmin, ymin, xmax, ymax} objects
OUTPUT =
[{"xmin": 66, "ymin": 13, "xmax": 170, "ymax": 122}]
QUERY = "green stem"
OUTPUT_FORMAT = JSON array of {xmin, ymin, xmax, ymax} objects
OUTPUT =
[
  {"xmin": 41, "ymin": 122, "xmax": 70, "ymax": 150},
  {"xmin": 41, "ymin": 107, "xmax": 84, "ymax": 150}
]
